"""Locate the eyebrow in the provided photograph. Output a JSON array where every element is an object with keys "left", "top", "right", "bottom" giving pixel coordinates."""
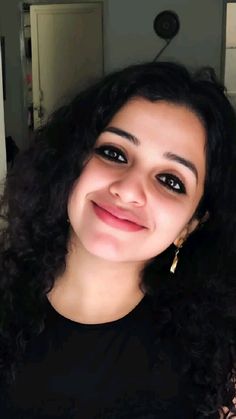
[
  {"left": 102, "top": 126, "right": 140, "bottom": 145},
  {"left": 102, "top": 126, "right": 198, "bottom": 182}
]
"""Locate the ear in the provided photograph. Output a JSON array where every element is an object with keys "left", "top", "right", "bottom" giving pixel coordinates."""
[{"left": 173, "top": 218, "right": 200, "bottom": 247}]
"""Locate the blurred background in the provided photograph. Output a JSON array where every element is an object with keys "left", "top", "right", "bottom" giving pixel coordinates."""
[{"left": 0, "top": 0, "right": 235, "bottom": 178}]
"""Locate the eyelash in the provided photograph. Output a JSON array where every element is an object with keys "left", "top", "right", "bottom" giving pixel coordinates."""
[
  {"left": 94, "top": 145, "right": 186, "bottom": 195},
  {"left": 157, "top": 174, "right": 186, "bottom": 194},
  {"left": 95, "top": 145, "right": 127, "bottom": 163}
]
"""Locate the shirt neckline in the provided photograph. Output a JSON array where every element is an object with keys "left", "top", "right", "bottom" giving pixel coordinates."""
[{"left": 45, "top": 295, "right": 148, "bottom": 330}]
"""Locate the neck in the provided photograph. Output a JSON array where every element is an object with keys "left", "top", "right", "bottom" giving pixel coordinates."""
[{"left": 48, "top": 238, "right": 145, "bottom": 324}]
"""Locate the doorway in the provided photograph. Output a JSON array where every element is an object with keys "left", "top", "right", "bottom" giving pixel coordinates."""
[{"left": 23, "top": 2, "right": 104, "bottom": 131}]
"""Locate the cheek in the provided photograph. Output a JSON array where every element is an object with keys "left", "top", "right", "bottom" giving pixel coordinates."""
[
  {"left": 149, "top": 196, "right": 195, "bottom": 243},
  {"left": 77, "top": 159, "right": 115, "bottom": 191},
  {"left": 67, "top": 163, "right": 110, "bottom": 219},
  {"left": 68, "top": 163, "right": 99, "bottom": 204},
  {"left": 67, "top": 177, "right": 87, "bottom": 223},
  {"left": 151, "top": 193, "right": 189, "bottom": 223}
]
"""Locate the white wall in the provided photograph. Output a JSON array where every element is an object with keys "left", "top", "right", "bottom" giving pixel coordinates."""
[
  {"left": 226, "top": 2, "right": 236, "bottom": 46},
  {"left": 225, "top": 2, "right": 236, "bottom": 107},
  {"left": 0, "top": 0, "right": 226, "bottom": 149}
]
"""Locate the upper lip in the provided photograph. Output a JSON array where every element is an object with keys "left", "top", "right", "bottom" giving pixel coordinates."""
[{"left": 92, "top": 201, "right": 147, "bottom": 228}]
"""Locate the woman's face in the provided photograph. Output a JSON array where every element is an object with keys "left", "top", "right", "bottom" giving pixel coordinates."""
[{"left": 67, "top": 98, "right": 206, "bottom": 263}]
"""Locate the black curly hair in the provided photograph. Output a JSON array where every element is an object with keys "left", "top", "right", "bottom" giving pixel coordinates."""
[{"left": 1, "top": 61, "right": 236, "bottom": 418}]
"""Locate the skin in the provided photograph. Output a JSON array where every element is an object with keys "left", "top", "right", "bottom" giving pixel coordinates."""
[{"left": 48, "top": 98, "right": 206, "bottom": 324}]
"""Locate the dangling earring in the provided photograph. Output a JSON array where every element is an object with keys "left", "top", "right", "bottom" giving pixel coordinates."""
[{"left": 170, "top": 238, "right": 185, "bottom": 274}]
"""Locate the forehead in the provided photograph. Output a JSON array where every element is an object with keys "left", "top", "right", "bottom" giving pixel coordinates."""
[
  {"left": 110, "top": 97, "right": 202, "bottom": 124},
  {"left": 107, "top": 98, "right": 206, "bottom": 150}
]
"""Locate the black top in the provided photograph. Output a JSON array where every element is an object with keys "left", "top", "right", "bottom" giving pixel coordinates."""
[{"left": 0, "top": 296, "right": 200, "bottom": 418}]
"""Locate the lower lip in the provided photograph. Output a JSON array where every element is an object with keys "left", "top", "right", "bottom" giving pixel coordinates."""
[{"left": 92, "top": 203, "right": 145, "bottom": 232}]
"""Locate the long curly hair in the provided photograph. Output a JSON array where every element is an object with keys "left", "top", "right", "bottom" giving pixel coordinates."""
[{"left": 1, "top": 61, "right": 236, "bottom": 417}]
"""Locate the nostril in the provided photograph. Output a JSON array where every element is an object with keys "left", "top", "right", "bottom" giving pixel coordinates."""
[{"left": 108, "top": 174, "right": 147, "bottom": 207}]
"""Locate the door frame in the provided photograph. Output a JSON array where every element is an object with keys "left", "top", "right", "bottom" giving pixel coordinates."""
[
  {"left": 220, "top": 0, "right": 227, "bottom": 82},
  {"left": 0, "top": 41, "right": 6, "bottom": 186}
]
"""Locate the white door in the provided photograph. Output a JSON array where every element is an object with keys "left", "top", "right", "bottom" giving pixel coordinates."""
[
  {"left": 0, "top": 42, "right": 6, "bottom": 187},
  {"left": 30, "top": 3, "right": 103, "bottom": 129}
]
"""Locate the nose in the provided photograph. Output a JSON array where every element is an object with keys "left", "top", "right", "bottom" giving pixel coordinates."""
[{"left": 109, "top": 171, "right": 146, "bottom": 206}]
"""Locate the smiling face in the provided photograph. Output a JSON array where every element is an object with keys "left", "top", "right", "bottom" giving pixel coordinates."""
[{"left": 67, "top": 98, "right": 206, "bottom": 264}]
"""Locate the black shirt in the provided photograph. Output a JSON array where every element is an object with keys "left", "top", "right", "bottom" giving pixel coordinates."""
[{"left": 0, "top": 296, "right": 197, "bottom": 418}]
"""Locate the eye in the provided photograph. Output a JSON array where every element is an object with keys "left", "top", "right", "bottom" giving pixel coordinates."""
[
  {"left": 157, "top": 173, "right": 186, "bottom": 194},
  {"left": 94, "top": 145, "right": 127, "bottom": 163}
]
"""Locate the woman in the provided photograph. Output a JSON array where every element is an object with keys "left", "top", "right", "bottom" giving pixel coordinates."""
[{"left": 0, "top": 61, "right": 236, "bottom": 418}]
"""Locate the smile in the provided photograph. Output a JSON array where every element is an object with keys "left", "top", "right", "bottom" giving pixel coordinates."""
[{"left": 92, "top": 202, "right": 146, "bottom": 232}]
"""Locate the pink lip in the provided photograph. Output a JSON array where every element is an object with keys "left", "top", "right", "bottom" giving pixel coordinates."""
[{"left": 92, "top": 202, "right": 145, "bottom": 232}]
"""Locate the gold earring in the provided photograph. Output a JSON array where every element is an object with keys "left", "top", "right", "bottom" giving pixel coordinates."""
[{"left": 170, "top": 238, "right": 185, "bottom": 274}]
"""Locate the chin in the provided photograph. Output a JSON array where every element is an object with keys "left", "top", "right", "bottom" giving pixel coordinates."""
[
  {"left": 72, "top": 229, "right": 162, "bottom": 263},
  {"left": 84, "top": 240, "right": 130, "bottom": 262}
]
